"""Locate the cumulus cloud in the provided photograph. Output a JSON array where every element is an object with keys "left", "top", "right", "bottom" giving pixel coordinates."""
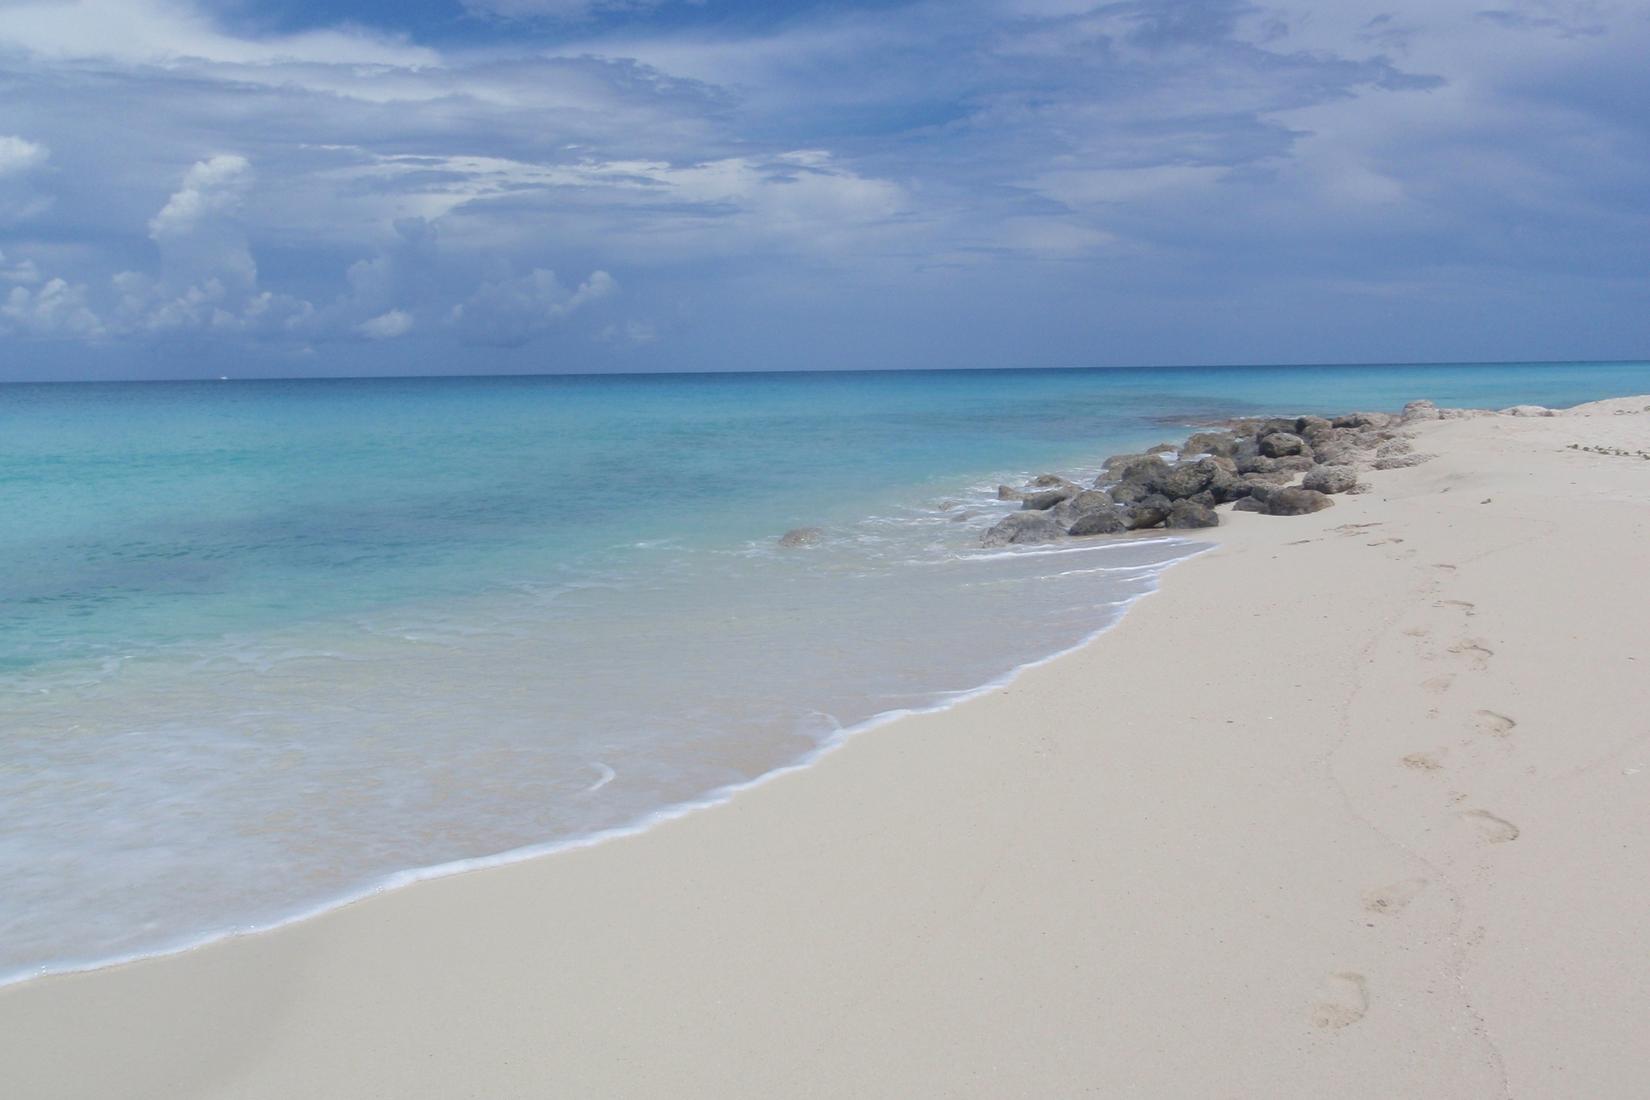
[
  {"left": 1, "top": 0, "right": 1647, "bottom": 372},
  {"left": 0, "top": 136, "right": 49, "bottom": 176},
  {"left": 1, "top": 278, "right": 103, "bottom": 339},
  {"left": 357, "top": 309, "right": 414, "bottom": 339},
  {"left": 451, "top": 269, "right": 617, "bottom": 346}
]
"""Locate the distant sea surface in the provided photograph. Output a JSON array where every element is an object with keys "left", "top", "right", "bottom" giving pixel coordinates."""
[{"left": 3, "top": 360, "right": 1646, "bottom": 984}]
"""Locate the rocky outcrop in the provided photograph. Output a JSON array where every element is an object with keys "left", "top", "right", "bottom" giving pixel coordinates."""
[{"left": 972, "top": 397, "right": 1479, "bottom": 548}]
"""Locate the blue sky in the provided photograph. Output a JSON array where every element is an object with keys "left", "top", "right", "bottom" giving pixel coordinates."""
[{"left": 0, "top": 0, "right": 1646, "bottom": 379}]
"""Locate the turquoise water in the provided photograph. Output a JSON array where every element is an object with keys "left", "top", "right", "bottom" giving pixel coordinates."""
[{"left": 2, "top": 360, "right": 1646, "bottom": 983}]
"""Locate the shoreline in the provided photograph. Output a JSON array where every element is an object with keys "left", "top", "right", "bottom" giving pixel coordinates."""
[
  {"left": 6, "top": 396, "right": 1650, "bottom": 1097},
  {"left": 0, "top": 538, "right": 1204, "bottom": 992}
]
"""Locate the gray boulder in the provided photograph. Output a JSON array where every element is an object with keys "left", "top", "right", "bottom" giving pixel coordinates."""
[
  {"left": 1260, "top": 487, "right": 1335, "bottom": 516},
  {"left": 1164, "top": 499, "right": 1219, "bottom": 529},
  {"left": 1294, "top": 416, "right": 1333, "bottom": 435},
  {"left": 1125, "top": 494, "right": 1174, "bottom": 529},
  {"left": 1182, "top": 431, "right": 1238, "bottom": 458},
  {"left": 1027, "top": 473, "right": 1072, "bottom": 487},
  {"left": 778, "top": 527, "right": 824, "bottom": 548},
  {"left": 1259, "top": 432, "right": 1308, "bottom": 458},
  {"left": 1401, "top": 399, "right": 1440, "bottom": 422},
  {"left": 1103, "top": 454, "right": 1170, "bottom": 485},
  {"left": 981, "top": 511, "right": 1065, "bottom": 547},
  {"left": 1146, "top": 457, "right": 1221, "bottom": 500},
  {"left": 1332, "top": 411, "right": 1395, "bottom": 430},
  {"left": 1302, "top": 464, "right": 1359, "bottom": 494},
  {"left": 1020, "top": 487, "right": 1077, "bottom": 510},
  {"left": 997, "top": 484, "right": 1025, "bottom": 501},
  {"left": 1237, "top": 453, "right": 1314, "bottom": 475},
  {"left": 1068, "top": 505, "right": 1131, "bottom": 536}
]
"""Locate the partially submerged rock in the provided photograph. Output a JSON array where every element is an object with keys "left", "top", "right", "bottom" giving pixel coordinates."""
[
  {"left": 981, "top": 511, "right": 1065, "bottom": 547},
  {"left": 1068, "top": 505, "right": 1130, "bottom": 536},
  {"left": 778, "top": 527, "right": 824, "bottom": 548},
  {"left": 1020, "top": 487, "right": 1078, "bottom": 510}
]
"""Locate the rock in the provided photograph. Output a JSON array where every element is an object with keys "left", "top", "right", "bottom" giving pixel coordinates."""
[
  {"left": 997, "top": 484, "right": 1025, "bottom": 501},
  {"left": 1259, "top": 432, "right": 1308, "bottom": 458},
  {"left": 1109, "top": 480, "right": 1152, "bottom": 506},
  {"left": 1068, "top": 505, "right": 1131, "bottom": 536},
  {"left": 1187, "top": 489, "right": 1217, "bottom": 509},
  {"left": 778, "top": 527, "right": 824, "bottom": 547},
  {"left": 1027, "top": 473, "right": 1070, "bottom": 487},
  {"left": 1294, "top": 415, "right": 1333, "bottom": 435},
  {"left": 1102, "top": 454, "right": 1170, "bottom": 484},
  {"left": 1311, "top": 439, "right": 1368, "bottom": 467},
  {"left": 1402, "top": 399, "right": 1440, "bottom": 422},
  {"left": 1231, "top": 496, "right": 1267, "bottom": 513},
  {"left": 1020, "top": 487, "right": 1077, "bottom": 510},
  {"left": 1302, "top": 464, "right": 1359, "bottom": 494},
  {"left": 1333, "top": 411, "right": 1395, "bottom": 430},
  {"left": 1501, "top": 405, "right": 1553, "bottom": 417},
  {"left": 1374, "top": 452, "right": 1435, "bottom": 470},
  {"left": 1375, "top": 438, "right": 1413, "bottom": 460},
  {"left": 1182, "top": 431, "right": 1238, "bottom": 458},
  {"left": 1438, "top": 407, "right": 1492, "bottom": 420},
  {"left": 1125, "top": 494, "right": 1173, "bottom": 529},
  {"left": 1165, "top": 499, "right": 1219, "bottom": 529},
  {"left": 981, "top": 511, "right": 1065, "bottom": 547},
  {"left": 1146, "top": 443, "right": 1178, "bottom": 456},
  {"left": 1237, "top": 453, "right": 1314, "bottom": 475},
  {"left": 1146, "top": 458, "right": 1221, "bottom": 500},
  {"left": 1261, "top": 487, "right": 1335, "bottom": 516},
  {"left": 1207, "top": 466, "right": 1252, "bottom": 503},
  {"left": 1050, "top": 490, "right": 1115, "bottom": 526}
]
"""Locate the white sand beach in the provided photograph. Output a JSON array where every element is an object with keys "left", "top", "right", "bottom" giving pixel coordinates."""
[{"left": 5, "top": 397, "right": 1648, "bottom": 1098}]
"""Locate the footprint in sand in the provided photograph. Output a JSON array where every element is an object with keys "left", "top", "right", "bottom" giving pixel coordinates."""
[
  {"left": 1362, "top": 878, "right": 1429, "bottom": 916},
  {"left": 1311, "top": 972, "right": 1369, "bottom": 1030},
  {"left": 1422, "top": 673, "right": 1456, "bottom": 695},
  {"left": 1401, "top": 751, "right": 1444, "bottom": 771},
  {"left": 1435, "top": 599, "right": 1477, "bottom": 616},
  {"left": 1461, "top": 809, "right": 1520, "bottom": 843},
  {"left": 1473, "top": 710, "right": 1517, "bottom": 738},
  {"left": 1449, "top": 639, "right": 1495, "bottom": 670}
]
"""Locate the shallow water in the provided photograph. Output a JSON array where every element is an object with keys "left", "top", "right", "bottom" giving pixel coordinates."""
[{"left": 2, "top": 360, "right": 1645, "bottom": 983}]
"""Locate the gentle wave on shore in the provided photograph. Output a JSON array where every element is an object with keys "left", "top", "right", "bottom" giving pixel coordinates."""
[{"left": 2, "top": 361, "right": 1646, "bottom": 984}]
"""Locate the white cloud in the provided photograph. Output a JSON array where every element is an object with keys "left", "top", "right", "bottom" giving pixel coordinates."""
[
  {"left": 1, "top": 278, "right": 103, "bottom": 338},
  {"left": 0, "top": 248, "right": 42, "bottom": 285},
  {"left": 0, "top": 0, "right": 437, "bottom": 68},
  {"left": 0, "top": 135, "right": 49, "bottom": 176},
  {"left": 450, "top": 268, "right": 616, "bottom": 345},
  {"left": 357, "top": 308, "right": 414, "bottom": 339}
]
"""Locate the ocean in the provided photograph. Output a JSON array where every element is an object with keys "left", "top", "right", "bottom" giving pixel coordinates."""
[{"left": 3, "top": 359, "right": 1646, "bottom": 984}]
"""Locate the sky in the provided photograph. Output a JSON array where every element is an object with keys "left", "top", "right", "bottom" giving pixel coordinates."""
[{"left": 0, "top": 0, "right": 1646, "bottom": 379}]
